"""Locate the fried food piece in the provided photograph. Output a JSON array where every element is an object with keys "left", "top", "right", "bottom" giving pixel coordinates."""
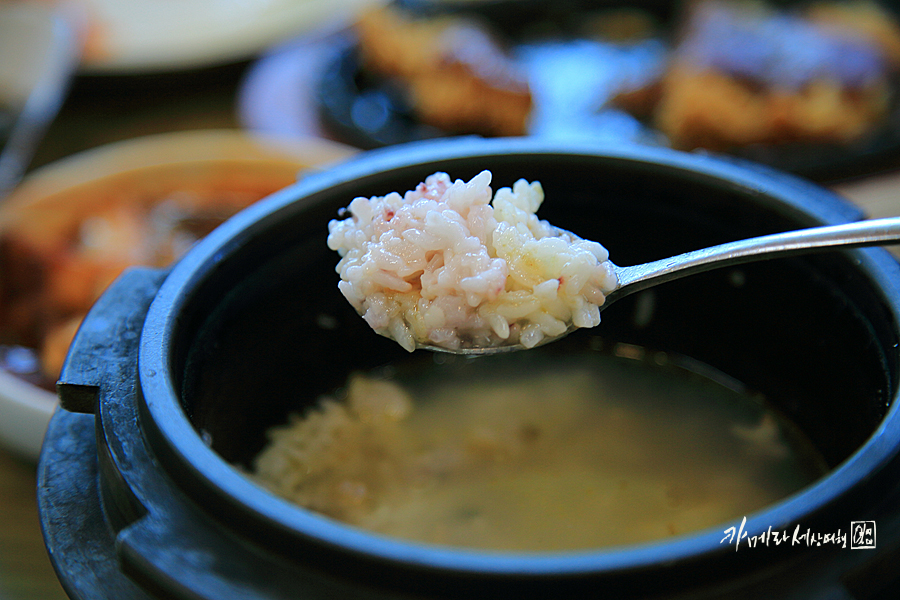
[
  {"left": 355, "top": 6, "right": 533, "bottom": 137},
  {"left": 0, "top": 188, "right": 273, "bottom": 382},
  {"left": 653, "top": 64, "right": 891, "bottom": 150},
  {"left": 612, "top": 0, "right": 899, "bottom": 151}
]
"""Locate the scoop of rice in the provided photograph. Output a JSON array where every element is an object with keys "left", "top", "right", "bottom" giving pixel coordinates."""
[{"left": 327, "top": 170, "right": 618, "bottom": 352}]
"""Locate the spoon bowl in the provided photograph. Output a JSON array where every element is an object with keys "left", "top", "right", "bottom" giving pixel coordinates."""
[{"left": 424, "top": 216, "right": 900, "bottom": 355}]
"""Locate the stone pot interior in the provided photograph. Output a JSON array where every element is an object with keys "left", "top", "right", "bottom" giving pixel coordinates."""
[{"left": 177, "top": 152, "right": 897, "bottom": 483}]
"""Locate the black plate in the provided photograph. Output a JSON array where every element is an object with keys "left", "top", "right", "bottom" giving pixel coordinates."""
[
  {"left": 317, "top": 41, "right": 449, "bottom": 148},
  {"left": 313, "top": 0, "right": 900, "bottom": 181}
]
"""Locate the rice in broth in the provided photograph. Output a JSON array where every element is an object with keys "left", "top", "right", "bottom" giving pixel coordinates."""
[{"left": 327, "top": 171, "right": 618, "bottom": 352}]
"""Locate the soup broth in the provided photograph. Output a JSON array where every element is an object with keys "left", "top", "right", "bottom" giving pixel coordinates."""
[{"left": 252, "top": 347, "right": 826, "bottom": 552}]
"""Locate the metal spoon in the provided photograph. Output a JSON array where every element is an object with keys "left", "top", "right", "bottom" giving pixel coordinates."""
[{"left": 420, "top": 216, "right": 900, "bottom": 356}]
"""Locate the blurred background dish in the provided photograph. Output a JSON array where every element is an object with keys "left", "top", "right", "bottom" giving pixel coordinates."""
[
  {"left": 69, "top": 0, "right": 385, "bottom": 75},
  {"left": 0, "top": 129, "right": 356, "bottom": 460},
  {"left": 240, "top": 0, "right": 900, "bottom": 182},
  {"left": 240, "top": 0, "right": 670, "bottom": 150}
]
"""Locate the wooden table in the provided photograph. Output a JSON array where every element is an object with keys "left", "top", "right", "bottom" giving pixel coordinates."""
[{"left": 0, "top": 446, "right": 68, "bottom": 600}]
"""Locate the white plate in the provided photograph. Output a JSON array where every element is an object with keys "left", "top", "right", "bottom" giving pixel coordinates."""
[
  {"left": 0, "top": 129, "right": 356, "bottom": 460},
  {"left": 75, "top": 0, "right": 384, "bottom": 74}
]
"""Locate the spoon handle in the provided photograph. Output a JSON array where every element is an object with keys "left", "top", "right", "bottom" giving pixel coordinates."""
[{"left": 610, "top": 216, "right": 900, "bottom": 299}]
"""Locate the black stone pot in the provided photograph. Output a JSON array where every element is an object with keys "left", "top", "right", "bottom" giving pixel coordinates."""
[{"left": 38, "top": 138, "right": 900, "bottom": 599}]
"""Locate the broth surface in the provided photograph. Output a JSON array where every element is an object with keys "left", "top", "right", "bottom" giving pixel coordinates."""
[{"left": 253, "top": 349, "right": 826, "bottom": 552}]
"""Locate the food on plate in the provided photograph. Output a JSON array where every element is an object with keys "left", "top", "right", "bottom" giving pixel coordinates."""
[
  {"left": 354, "top": 5, "right": 533, "bottom": 137},
  {"left": 0, "top": 166, "right": 299, "bottom": 386},
  {"left": 252, "top": 352, "right": 825, "bottom": 551},
  {"left": 611, "top": 0, "right": 900, "bottom": 151},
  {"left": 327, "top": 170, "right": 617, "bottom": 352}
]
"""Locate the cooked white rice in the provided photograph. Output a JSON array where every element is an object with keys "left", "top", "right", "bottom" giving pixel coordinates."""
[{"left": 326, "top": 170, "right": 618, "bottom": 351}]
